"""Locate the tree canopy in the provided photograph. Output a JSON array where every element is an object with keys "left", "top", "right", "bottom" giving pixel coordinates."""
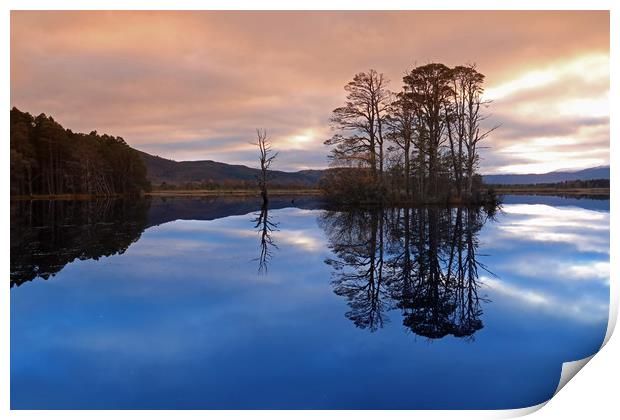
[
  {"left": 323, "top": 63, "right": 497, "bottom": 205},
  {"left": 10, "top": 107, "right": 150, "bottom": 196}
]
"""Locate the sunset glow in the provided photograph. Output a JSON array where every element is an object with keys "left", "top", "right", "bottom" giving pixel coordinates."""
[{"left": 10, "top": 11, "right": 609, "bottom": 173}]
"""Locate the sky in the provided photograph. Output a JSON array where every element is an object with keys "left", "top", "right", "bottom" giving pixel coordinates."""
[{"left": 11, "top": 11, "right": 609, "bottom": 174}]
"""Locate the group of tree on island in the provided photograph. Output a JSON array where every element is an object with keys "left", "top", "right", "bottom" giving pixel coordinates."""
[
  {"left": 10, "top": 107, "right": 150, "bottom": 196},
  {"left": 322, "top": 63, "right": 497, "bottom": 205}
]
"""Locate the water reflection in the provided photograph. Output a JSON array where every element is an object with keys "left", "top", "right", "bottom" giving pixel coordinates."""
[
  {"left": 10, "top": 199, "right": 149, "bottom": 288},
  {"left": 10, "top": 195, "right": 609, "bottom": 409},
  {"left": 11, "top": 196, "right": 498, "bottom": 340},
  {"left": 253, "top": 201, "right": 279, "bottom": 274},
  {"left": 10, "top": 196, "right": 320, "bottom": 287},
  {"left": 320, "top": 206, "right": 496, "bottom": 339}
]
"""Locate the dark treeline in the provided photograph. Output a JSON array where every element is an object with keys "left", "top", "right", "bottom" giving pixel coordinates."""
[
  {"left": 10, "top": 199, "right": 149, "bottom": 287},
  {"left": 11, "top": 107, "right": 150, "bottom": 196},
  {"left": 319, "top": 204, "right": 495, "bottom": 339},
  {"left": 322, "top": 64, "right": 497, "bottom": 205}
]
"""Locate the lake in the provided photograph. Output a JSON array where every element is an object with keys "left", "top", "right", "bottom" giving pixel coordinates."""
[{"left": 10, "top": 194, "right": 610, "bottom": 409}]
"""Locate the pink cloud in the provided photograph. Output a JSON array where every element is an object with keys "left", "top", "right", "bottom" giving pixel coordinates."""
[{"left": 11, "top": 11, "right": 609, "bottom": 172}]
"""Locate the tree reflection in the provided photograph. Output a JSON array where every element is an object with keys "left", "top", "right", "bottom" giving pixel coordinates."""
[
  {"left": 321, "top": 209, "right": 390, "bottom": 331},
  {"left": 10, "top": 199, "right": 149, "bottom": 287},
  {"left": 253, "top": 201, "right": 279, "bottom": 274},
  {"left": 320, "top": 205, "right": 495, "bottom": 339},
  {"left": 11, "top": 196, "right": 322, "bottom": 287}
]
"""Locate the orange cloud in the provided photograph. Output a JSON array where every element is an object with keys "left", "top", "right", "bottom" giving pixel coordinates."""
[{"left": 11, "top": 11, "right": 609, "bottom": 172}]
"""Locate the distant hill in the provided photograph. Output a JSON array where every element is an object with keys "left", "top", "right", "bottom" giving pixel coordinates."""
[
  {"left": 482, "top": 166, "right": 610, "bottom": 185},
  {"left": 137, "top": 150, "right": 324, "bottom": 188},
  {"left": 137, "top": 148, "right": 609, "bottom": 189}
]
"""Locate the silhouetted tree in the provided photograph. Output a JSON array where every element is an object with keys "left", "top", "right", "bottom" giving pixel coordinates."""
[
  {"left": 325, "top": 70, "right": 391, "bottom": 191},
  {"left": 444, "top": 65, "right": 497, "bottom": 199},
  {"left": 323, "top": 63, "right": 496, "bottom": 205},
  {"left": 386, "top": 92, "right": 417, "bottom": 199},
  {"left": 253, "top": 129, "right": 278, "bottom": 204},
  {"left": 402, "top": 63, "right": 453, "bottom": 201}
]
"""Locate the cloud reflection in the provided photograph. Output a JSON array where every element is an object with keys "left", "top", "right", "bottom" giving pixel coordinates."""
[
  {"left": 482, "top": 276, "right": 608, "bottom": 324},
  {"left": 493, "top": 203, "right": 609, "bottom": 253},
  {"left": 477, "top": 198, "right": 609, "bottom": 326}
]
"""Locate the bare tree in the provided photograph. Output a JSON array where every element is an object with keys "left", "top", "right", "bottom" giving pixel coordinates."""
[
  {"left": 253, "top": 129, "right": 278, "bottom": 203},
  {"left": 325, "top": 70, "right": 391, "bottom": 185},
  {"left": 386, "top": 91, "right": 417, "bottom": 199},
  {"left": 444, "top": 64, "right": 497, "bottom": 198},
  {"left": 323, "top": 63, "right": 497, "bottom": 205}
]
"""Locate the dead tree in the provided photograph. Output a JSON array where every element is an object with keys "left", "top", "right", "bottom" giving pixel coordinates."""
[{"left": 253, "top": 129, "right": 278, "bottom": 203}]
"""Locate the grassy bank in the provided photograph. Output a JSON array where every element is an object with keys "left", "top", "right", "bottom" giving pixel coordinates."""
[
  {"left": 146, "top": 189, "right": 323, "bottom": 197},
  {"left": 11, "top": 187, "right": 609, "bottom": 201},
  {"left": 11, "top": 189, "right": 324, "bottom": 201}
]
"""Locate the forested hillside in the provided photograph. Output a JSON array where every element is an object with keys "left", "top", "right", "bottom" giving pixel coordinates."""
[
  {"left": 139, "top": 151, "right": 324, "bottom": 189},
  {"left": 10, "top": 108, "right": 149, "bottom": 196}
]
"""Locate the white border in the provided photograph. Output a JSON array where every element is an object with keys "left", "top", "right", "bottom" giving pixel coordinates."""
[{"left": 2, "top": 1, "right": 617, "bottom": 419}]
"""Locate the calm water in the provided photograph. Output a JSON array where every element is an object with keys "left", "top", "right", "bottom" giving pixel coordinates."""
[{"left": 10, "top": 195, "right": 610, "bottom": 409}]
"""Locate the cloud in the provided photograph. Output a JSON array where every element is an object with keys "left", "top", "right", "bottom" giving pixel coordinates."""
[
  {"left": 493, "top": 204, "right": 610, "bottom": 253},
  {"left": 11, "top": 11, "right": 609, "bottom": 172},
  {"left": 125, "top": 237, "right": 216, "bottom": 257},
  {"left": 481, "top": 276, "right": 608, "bottom": 324},
  {"left": 498, "top": 259, "right": 609, "bottom": 286},
  {"left": 274, "top": 229, "right": 326, "bottom": 253},
  {"left": 481, "top": 52, "right": 609, "bottom": 173}
]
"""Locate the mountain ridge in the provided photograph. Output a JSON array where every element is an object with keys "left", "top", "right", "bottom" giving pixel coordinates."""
[
  {"left": 137, "top": 150, "right": 324, "bottom": 188},
  {"left": 136, "top": 148, "right": 609, "bottom": 187},
  {"left": 482, "top": 166, "right": 610, "bottom": 185}
]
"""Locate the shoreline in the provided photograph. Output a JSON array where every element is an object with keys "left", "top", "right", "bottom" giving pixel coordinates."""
[
  {"left": 146, "top": 189, "right": 323, "bottom": 197},
  {"left": 10, "top": 187, "right": 609, "bottom": 201},
  {"left": 9, "top": 189, "right": 324, "bottom": 201}
]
